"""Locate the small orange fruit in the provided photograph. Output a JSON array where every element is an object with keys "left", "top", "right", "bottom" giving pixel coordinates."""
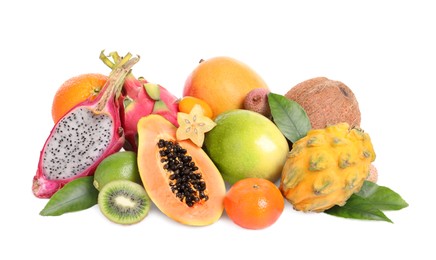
[
  {"left": 178, "top": 96, "right": 214, "bottom": 118},
  {"left": 51, "top": 73, "right": 108, "bottom": 123},
  {"left": 224, "top": 178, "right": 284, "bottom": 230}
]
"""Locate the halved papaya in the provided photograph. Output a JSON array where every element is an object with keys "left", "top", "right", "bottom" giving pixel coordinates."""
[{"left": 137, "top": 114, "right": 226, "bottom": 226}]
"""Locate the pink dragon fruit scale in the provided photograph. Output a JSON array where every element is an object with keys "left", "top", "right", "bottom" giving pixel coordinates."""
[{"left": 100, "top": 50, "right": 179, "bottom": 151}]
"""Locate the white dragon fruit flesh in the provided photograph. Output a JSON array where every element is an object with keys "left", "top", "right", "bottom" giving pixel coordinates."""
[{"left": 32, "top": 54, "right": 139, "bottom": 198}]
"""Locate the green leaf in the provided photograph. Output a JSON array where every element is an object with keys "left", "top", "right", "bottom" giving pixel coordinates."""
[
  {"left": 40, "top": 176, "right": 99, "bottom": 216},
  {"left": 324, "top": 181, "right": 408, "bottom": 222},
  {"left": 357, "top": 181, "right": 409, "bottom": 211},
  {"left": 267, "top": 92, "right": 312, "bottom": 143},
  {"left": 325, "top": 194, "right": 393, "bottom": 223}
]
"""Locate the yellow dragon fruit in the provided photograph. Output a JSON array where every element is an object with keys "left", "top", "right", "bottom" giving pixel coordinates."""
[{"left": 280, "top": 123, "right": 376, "bottom": 212}]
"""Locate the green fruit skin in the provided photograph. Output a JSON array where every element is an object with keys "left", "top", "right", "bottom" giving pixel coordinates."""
[
  {"left": 93, "top": 151, "right": 141, "bottom": 191},
  {"left": 204, "top": 109, "right": 289, "bottom": 184}
]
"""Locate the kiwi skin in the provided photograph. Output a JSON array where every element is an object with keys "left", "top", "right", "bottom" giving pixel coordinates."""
[
  {"left": 98, "top": 180, "right": 151, "bottom": 225},
  {"left": 243, "top": 88, "right": 271, "bottom": 118}
]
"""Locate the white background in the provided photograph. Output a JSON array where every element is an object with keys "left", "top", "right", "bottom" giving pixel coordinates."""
[{"left": 1, "top": 0, "right": 434, "bottom": 259}]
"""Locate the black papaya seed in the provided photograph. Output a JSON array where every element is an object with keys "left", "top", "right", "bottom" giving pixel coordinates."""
[{"left": 157, "top": 139, "right": 208, "bottom": 207}]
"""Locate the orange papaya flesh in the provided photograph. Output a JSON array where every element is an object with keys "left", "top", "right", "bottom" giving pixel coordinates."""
[{"left": 137, "top": 114, "right": 226, "bottom": 226}]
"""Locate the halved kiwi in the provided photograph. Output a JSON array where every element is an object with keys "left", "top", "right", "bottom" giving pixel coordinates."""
[{"left": 98, "top": 180, "right": 151, "bottom": 225}]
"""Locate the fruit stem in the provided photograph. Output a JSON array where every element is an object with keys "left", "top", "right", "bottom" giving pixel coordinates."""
[
  {"left": 100, "top": 50, "right": 141, "bottom": 97},
  {"left": 96, "top": 55, "right": 139, "bottom": 112},
  {"left": 99, "top": 50, "right": 115, "bottom": 68},
  {"left": 100, "top": 50, "right": 137, "bottom": 71}
]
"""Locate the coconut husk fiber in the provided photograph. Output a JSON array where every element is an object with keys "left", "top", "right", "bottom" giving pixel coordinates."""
[{"left": 285, "top": 77, "right": 361, "bottom": 129}]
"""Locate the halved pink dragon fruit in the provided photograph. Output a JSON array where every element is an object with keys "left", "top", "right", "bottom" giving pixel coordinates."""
[
  {"left": 32, "top": 53, "right": 139, "bottom": 198},
  {"left": 100, "top": 51, "right": 179, "bottom": 151}
]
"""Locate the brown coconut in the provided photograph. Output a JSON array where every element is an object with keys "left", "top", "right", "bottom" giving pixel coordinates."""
[{"left": 284, "top": 77, "right": 361, "bottom": 129}]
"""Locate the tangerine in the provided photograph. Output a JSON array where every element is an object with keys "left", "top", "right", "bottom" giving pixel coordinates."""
[
  {"left": 183, "top": 56, "right": 269, "bottom": 118},
  {"left": 178, "top": 96, "right": 214, "bottom": 118},
  {"left": 224, "top": 178, "right": 284, "bottom": 230},
  {"left": 51, "top": 73, "right": 108, "bottom": 123}
]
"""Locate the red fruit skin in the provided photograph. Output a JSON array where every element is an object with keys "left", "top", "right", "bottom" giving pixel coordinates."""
[
  {"left": 32, "top": 93, "right": 125, "bottom": 198},
  {"left": 153, "top": 85, "right": 179, "bottom": 125},
  {"left": 31, "top": 57, "right": 138, "bottom": 198},
  {"left": 120, "top": 76, "right": 179, "bottom": 151},
  {"left": 120, "top": 76, "right": 154, "bottom": 151}
]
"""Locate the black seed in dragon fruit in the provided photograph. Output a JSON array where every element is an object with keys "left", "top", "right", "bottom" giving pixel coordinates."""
[{"left": 32, "top": 53, "right": 139, "bottom": 198}]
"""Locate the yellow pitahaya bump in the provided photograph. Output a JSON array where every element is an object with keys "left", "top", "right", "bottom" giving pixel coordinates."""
[{"left": 280, "top": 123, "right": 376, "bottom": 212}]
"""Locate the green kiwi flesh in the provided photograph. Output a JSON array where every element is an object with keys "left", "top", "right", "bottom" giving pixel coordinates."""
[{"left": 98, "top": 180, "right": 151, "bottom": 225}]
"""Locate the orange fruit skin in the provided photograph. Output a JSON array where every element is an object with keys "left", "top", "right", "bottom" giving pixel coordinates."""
[
  {"left": 183, "top": 57, "right": 269, "bottom": 119},
  {"left": 178, "top": 96, "right": 214, "bottom": 118},
  {"left": 51, "top": 73, "right": 108, "bottom": 123},
  {"left": 224, "top": 178, "right": 284, "bottom": 230}
]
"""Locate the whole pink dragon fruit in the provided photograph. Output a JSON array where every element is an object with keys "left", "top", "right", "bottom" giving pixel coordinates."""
[
  {"left": 32, "top": 53, "right": 139, "bottom": 198},
  {"left": 100, "top": 51, "right": 179, "bottom": 151}
]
